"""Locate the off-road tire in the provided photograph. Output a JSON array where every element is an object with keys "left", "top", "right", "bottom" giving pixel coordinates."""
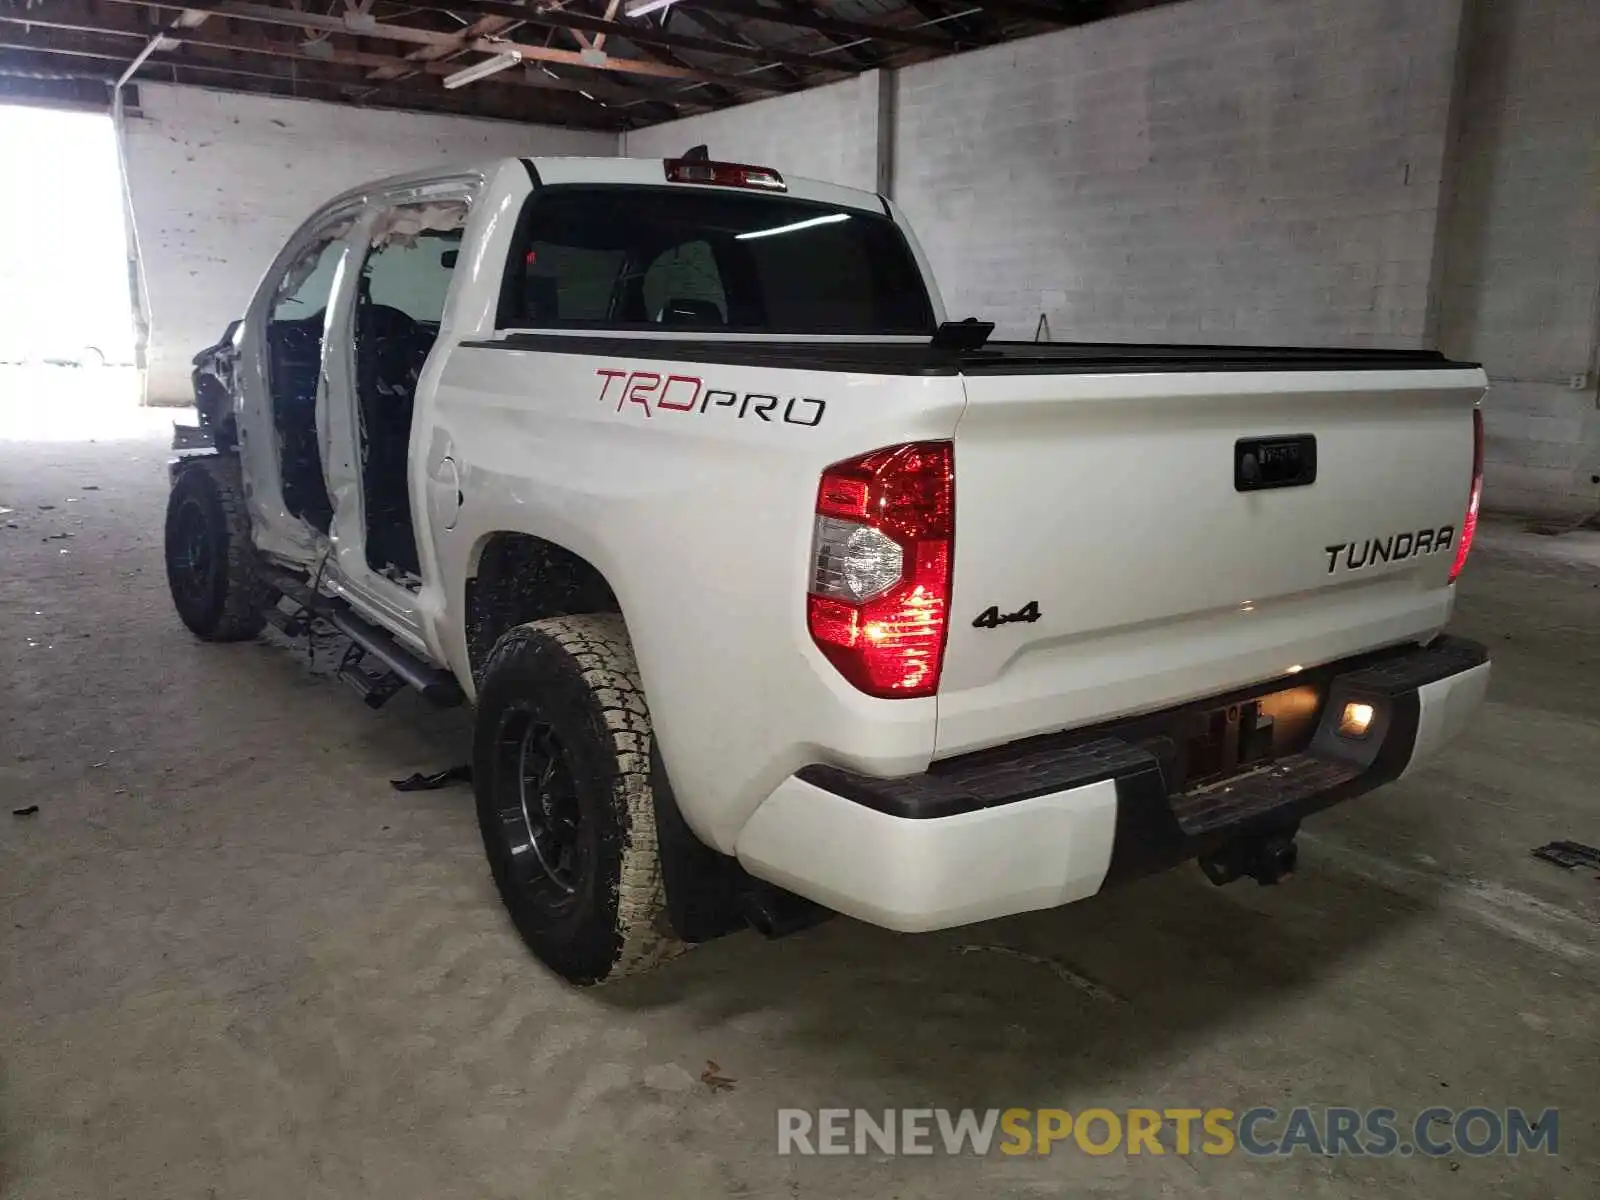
[
  {"left": 473, "top": 614, "right": 683, "bottom": 985},
  {"left": 164, "top": 456, "right": 271, "bottom": 642}
]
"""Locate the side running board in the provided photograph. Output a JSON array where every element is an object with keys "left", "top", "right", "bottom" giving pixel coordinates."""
[
  {"left": 260, "top": 565, "right": 464, "bottom": 708},
  {"left": 327, "top": 607, "right": 463, "bottom": 706}
]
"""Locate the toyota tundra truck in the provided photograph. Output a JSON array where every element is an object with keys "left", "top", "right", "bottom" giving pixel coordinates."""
[{"left": 164, "top": 151, "right": 1491, "bottom": 985}]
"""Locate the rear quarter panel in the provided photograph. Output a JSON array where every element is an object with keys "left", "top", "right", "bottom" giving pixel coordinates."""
[{"left": 429, "top": 342, "right": 965, "bottom": 850}]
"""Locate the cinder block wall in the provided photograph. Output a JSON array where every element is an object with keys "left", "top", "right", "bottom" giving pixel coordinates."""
[
  {"left": 1436, "top": 0, "right": 1600, "bottom": 520},
  {"left": 122, "top": 85, "right": 611, "bottom": 404},
  {"left": 895, "top": 0, "right": 1463, "bottom": 345}
]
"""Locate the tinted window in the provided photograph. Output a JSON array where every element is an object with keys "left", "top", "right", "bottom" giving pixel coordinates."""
[{"left": 500, "top": 187, "right": 933, "bottom": 335}]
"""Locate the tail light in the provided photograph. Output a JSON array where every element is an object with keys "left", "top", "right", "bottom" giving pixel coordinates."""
[
  {"left": 807, "top": 442, "right": 954, "bottom": 699},
  {"left": 1449, "top": 408, "right": 1484, "bottom": 582},
  {"left": 664, "top": 157, "right": 786, "bottom": 192}
]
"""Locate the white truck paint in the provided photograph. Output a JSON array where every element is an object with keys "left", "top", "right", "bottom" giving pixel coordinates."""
[{"left": 171, "top": 154, "right": 1490, "bottom": 975}]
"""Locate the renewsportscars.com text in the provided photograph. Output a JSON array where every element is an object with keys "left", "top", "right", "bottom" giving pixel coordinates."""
[{"left": 777, "top": 1106, "right": 1558, "bottom": 1158}]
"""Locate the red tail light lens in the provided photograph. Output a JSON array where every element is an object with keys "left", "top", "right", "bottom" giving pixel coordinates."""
[
  {"left": 1449, "top": 408, "right": 1484, "bottom": 582},
  {"left": 807, "top": 442, "right": 954, "bottom": 699},
  {"left": 664, "top": 158, "right": 786, "bottom": 192}
]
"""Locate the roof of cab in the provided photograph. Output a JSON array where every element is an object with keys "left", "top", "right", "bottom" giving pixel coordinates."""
[
  {"left": 528, "top": 155, "right": 889, "bottom": 215},
  {"left": 314, "top": 155, "right": 889, "bottom": 220}
]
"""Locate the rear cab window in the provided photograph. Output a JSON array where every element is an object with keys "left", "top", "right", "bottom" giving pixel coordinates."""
[{"left": 497, "top": 186, "right": 934, "bottom": 336}]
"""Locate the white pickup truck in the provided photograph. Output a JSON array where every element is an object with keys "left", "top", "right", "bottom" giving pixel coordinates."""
[{"left": 165, "top": 151, "right": 1490, "bottom": 985}]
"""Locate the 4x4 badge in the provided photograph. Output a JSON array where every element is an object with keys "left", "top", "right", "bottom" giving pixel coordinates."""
[{"left": 972, "top": 601, "right": 1042, "bottom": 629}]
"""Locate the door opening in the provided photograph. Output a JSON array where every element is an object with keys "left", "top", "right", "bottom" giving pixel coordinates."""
[
  {"left": 352, "top": 200, "right": 468, "bottom": 589},
  {"left": 264, "top": 228, "right": 348, "bottom": 533}
]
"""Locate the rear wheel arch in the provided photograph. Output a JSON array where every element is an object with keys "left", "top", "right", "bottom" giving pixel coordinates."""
[
  {"left": 464, "top": 531, "right": 622, "bottom": 683},
  {"left": 463, "top": 533, "right": 751, "bottom": 949}
]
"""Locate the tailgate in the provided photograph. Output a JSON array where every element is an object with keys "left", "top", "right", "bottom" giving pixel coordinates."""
[{"left": 935, "top": 365, "right": 1486, "bottom": 758}]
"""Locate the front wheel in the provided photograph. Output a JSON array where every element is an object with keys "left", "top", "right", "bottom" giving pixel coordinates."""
[
  {"left": 473, "top": 614, "right": 682, "bottom": 985},
  {"left": 164, "top": 457, "right": 271, "bottom": 641}
]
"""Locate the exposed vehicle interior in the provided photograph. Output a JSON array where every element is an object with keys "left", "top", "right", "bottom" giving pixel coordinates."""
[
  {"left": 265, "top": 232, "right": 346, "bottom": 534},
  {"left": 261, "top": 205, "right": 464, "bottom": 584},
  {"left": 353, "top": 201, "right": 467, "bottom": 588}
]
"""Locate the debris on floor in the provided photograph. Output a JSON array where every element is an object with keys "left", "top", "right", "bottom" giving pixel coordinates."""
[
  {"left": 12, "top": 805, "right": 40, "bottom": 817},
  {"left": 1531, "top": 841, "right": 1600, "bottom": 873},
  {"left": 956, "top": 942, "right": 1123, "bottom": 1004},
  {"left": 699, "top": 1060, "right": 737, "bottom": 1093},
  {"left": 390, "top": 765, "right": 472, "bottom": 792}
]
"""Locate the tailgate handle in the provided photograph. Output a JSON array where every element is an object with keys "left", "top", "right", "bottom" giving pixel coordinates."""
[{"left": 1235, "top": 434, "right": 1317, "bottom": 492}]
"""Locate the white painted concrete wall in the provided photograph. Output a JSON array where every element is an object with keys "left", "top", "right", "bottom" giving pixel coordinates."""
[
  {"left": 1437, "top": 0, "right": 1600, "bottom": 520},
  {"left": 895, "top": 0, "right": 1463, "bottom": 346},
  {"left": 122, "top": 84, "right": 611, "bottom": 404}
]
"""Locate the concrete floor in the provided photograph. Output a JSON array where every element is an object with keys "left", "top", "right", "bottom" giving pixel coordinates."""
[{"left": 2, "top": 375, "right": 1597, "bottom": 1198}]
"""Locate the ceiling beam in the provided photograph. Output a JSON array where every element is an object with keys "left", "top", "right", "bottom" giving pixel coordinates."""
[
  {"left": 365, "top": 10, "right": 517, "bottom": 83},
  {"left": 591, "top": 0, "right": 622, "bottom": 52},
  {"left": 672, "top": 6, "right": 807, "bottom": 86},
  {"left": 954, "top": 0, "right": 1172, "bottom": 25},
  {"left": 899, "top": 0, "right": 1000, "bottom": 43},
  {"left": 686, "top": 0, "right": 955, "bottom": 50},
  {"left": 0, "top": 13, "right": 594, "bottom": 94},
  {"left": 0, "top": 15, "right": 146, "bottom": 43},
  {"left": 765, "top": 0, "right": 882, "bottom": 69},
  {"left": 94, "top": 0, "right": 787, "bottom": 91},
  {"left": 374, "top": 0, "right": 852, "bottom": 74},
  {"left": 0, "top": 27, "right": 621, "bottom": 124}
]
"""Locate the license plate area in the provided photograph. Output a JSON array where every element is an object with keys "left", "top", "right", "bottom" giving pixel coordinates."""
[{"left": 1141, "top": 684, "right": 1325, "bottom": 794}]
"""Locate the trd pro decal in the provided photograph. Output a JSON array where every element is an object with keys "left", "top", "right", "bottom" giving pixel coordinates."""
[{"left": 595, "top": 367, "right": 826, "bottom": 426}]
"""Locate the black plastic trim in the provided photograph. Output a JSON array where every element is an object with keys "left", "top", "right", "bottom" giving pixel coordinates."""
[
  {"left": 958, "top": 342, "right": 1480, "bottom": 376},
  {"left": 459, "top": 332, "right": 1481, "bottom": 377},
  {"left": 801, "top": 736, "right": 1158, "bottom": 822},
  {"left": 798, "top": 637, "right": 1487, "bottom": 867},
  {"left": 460, "top": 334, "right": 962, "bottom": 375},
  {"left": 520, "top": 158, "right": 542, "bottom": 188}
]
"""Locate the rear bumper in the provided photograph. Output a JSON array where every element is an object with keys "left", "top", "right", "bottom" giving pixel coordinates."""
[{"left": 734, "top": 636, "right": 1489, "bottom": 932}]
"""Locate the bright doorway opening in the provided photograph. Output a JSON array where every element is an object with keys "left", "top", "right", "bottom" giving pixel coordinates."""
[{"left": 0, "top": 103, "right": 143, "bottom": 438}]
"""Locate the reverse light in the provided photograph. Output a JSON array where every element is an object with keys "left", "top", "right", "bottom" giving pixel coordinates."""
[
  {"left": 1338, "top": 701, "right": 1375, "bottom": 739},
  {"left": 664, "top": 157, "right": 786, "bottom": 192},
  {"left": 1449, "top": 408, "right": 1484, "bottom": 582},
  {"left": 807, "top": 442, "right": 954, "bottom": 699}
]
